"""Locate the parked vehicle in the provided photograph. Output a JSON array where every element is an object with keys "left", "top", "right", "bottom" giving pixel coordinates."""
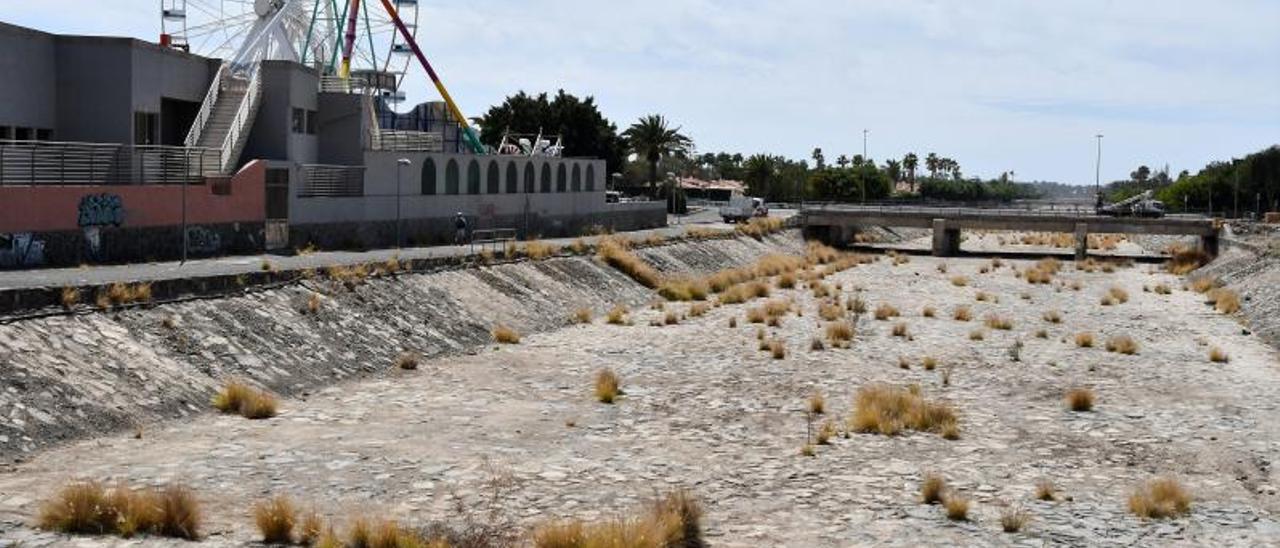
[
  {"left": 1097, "top": 190, "right": 1167, "bottom": 218},
  {"left": 719, "top": 195, "right": 768, "bottom": 223}
]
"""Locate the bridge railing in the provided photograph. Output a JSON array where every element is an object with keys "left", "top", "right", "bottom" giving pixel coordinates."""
[{"left": 799, "top": 202, "right": 1214, "bottom": 221}]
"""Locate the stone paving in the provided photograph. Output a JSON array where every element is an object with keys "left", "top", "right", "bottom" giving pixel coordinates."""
[{"left": 2, "top": 239, "right": 1279, "bottom": 546}]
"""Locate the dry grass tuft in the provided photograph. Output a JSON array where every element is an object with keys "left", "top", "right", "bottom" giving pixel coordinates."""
[
  {"left": 1209, "top": 288, "right": 1241, "bottom": 314},
  {"left": 663, "top": 310, "right": 680, "bottom": 326},
  {"left": 212, "top": 380, "right": 277, "bottom": 420},
  {"left": 533, "top": 489, "right": 703, "bottom": 548},
  {"left": 922, "top": 306, "right": 936, "bottom": 318},
  {"left": 1209, "top": 346, "right": 1230, "bottom": 363},
  {"left": 38, "top": 481, "right": 202, "bottom": 540},
  {"left": 658, "top": 278, "right": 710, "bottom": 302},
  {"left": 815, "top": 420, "right": 837, "bottom": 445},
  {"left": 572, "top": 307, "right": 593, "bottom": 324},
  {"left": 746, "top": 307, "right": 767, "bottom": 324},
  {"left": 953, "top": 306, "right": 973, "bottom": 322},
  {"left": 950, "top": 276, "right": 969, "bottom": 287},
  {"left": 1190, "top": 277, "right": 1220, "bottom": 294},
  {"left": 769, "top": 339, "right": 787, "bottom": 360},
  {"left": 975, "top": 291, "right": 995, "bottom": 303},
  {"left": 492, "top": 325, "right": 522, "bottom": 344},
  {"left": 810, "top": 337, "right": 825, "bottom": 351},
  {"left": 394, "top": 351, "right": 420, "bottom": 371},
  {"left": 606, "top": 305, "right": 628, "bottom": 325},
  {"left": 826, "top": 322, "right": 854, "bottom": 345},
  {"left": 1108, "top": 286, "right": 1130, "bottom": 304},
  {"left": 736, "top": 216, "right": 784, "bottom": 240},
  {"left": 808, "top": 391, "right": 826, "bottom": 414},
  {"left": 524, "top": 240, "right": 558, "bottom": 260},
  {"left": 984, "top": 314, "right": 1014, "bottom": 331},
  {"left": 849, "top": 384, "right": 958, "bottom": 438},
  {"left": 1166, "top": 245, "right": 1211, "bottom": 275},
  {"left": 944, "top": 496, "right": 971, "bottom": 521},
  {"left": 1035, "top": 480, "right": 1057, "bottom": 501},
  {"left": 597, "top": 238, "right": 660, "bottom": 288},
  {"left": 922, "top": 357, "right": 938, "bottom": 371},
  {"left": 892, "top": 322, "right": 910, "bottom": 338},
  {"left": 595, "top": 369, "right": 622, "bottom": 404},
  {"left": 1075, "top": 332, "right": 1095, "bottom": 348},
  {"left": 253, "top": 495, "right": 296, "bottom": 544},
  {"left": 1154, "top": 283, "right": 1172, "bottom": 295},
  {"left": 1001, "top": 507, "right": 1030, "bottom": 533},
  {"left": 1042, "top": 310, "right": 1063, "bottom": 324},
  {"left": 819, "top": 301, "right": 844, "bottom": 322},
  {"left": 969, "top": 329, "right": 986, "bottom": 341},
  {"left": 1128, "top": 477, "right": 1192, "bottom": 519},
  {"left": 778, "top": 272, "right": 797, "bottom": 289},
  {"left": 60, "top": 286, "right": 80, "bottom": 309},
  {"left": 1106, "top": 335, "right": 1139, "bottom": 355},
  {"left": 1065, "top": 388, "right": 1095, "bottom": 412},
  {"left": 921, "top": 474, "right": 947, "bottom": 505},
  {"left": 874, "top": 303, "right": 900, "bottom": 321}
]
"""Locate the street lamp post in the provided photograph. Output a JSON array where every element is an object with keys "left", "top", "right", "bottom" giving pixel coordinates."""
[
  {"left": 1094, "top": 134, "right": 1103, "bottom": 210},
  {"left": 862, "top": 129, "right": 868, "bottom": 160},
  {"left": 396, "top": 158, "right": 411, "bottom": 248}
]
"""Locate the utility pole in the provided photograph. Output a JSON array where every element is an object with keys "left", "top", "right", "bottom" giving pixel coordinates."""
[
  {"left": 1233, "top": 169, "right": 1240, "bottom": 219},
  {"left": 1094, "top": 134, "right": 1103, "bottom": 211},
  {"left": 862, "top": 129, "right": 868, "bottom": 160}
]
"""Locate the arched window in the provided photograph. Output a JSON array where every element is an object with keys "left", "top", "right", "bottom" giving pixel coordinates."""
[
  {"left": 586, "top": 164, "right": 596, "bottom": 192},
  {"left": 505, "top": 161, "right": 518, "bottom": 193},
  {"left": 445, "top": 159, "right": 460, "bottom": 195},
  {"left": 540, "top": 163, "right": 552, "bottom": 193},
  {"left": 571, "top": 164, "right": 582, "bottom": 192},
  {"left": 421, "top": 158, "right": 437, "bottom": 195},
  {"left": 556, "top": 164, "right": 568, "bottom": 192},
  {"left": 524, "top": 163, "right": 536, "bottom": 193},
  {"left": 487, "top": 161, "right": 500, "bottom": 194},
  {"left": 467, "top": 159, "right": 481, "bottom": 194}
]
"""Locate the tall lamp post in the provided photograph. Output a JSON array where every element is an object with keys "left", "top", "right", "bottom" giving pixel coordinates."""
[
  {"left": 396, "top": 158, "right": 411, "bottom": 248},
  {"left": 1094, "top": 134, "right": 1104, "bottom": 211}
]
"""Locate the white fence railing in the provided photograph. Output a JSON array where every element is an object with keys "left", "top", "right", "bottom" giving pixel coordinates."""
[
  {"left": 184, "top": 63, "right": 226, "bottom": 148},
  {"left": 299, "top": 164, "right": 365, "bottom": 197},
  {"left": 219, "top": 65, "right": 263, "bottom": 174},
  {"left": 0, "top": 140, "right": 219, "bottom": 185}
]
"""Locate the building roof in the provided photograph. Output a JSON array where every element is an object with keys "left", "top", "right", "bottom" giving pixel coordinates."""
[{"left": 678, "top": 177, "right": 745, "bottom": 193}]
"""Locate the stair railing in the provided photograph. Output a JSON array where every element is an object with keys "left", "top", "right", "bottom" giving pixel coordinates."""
[
  {"left": 184, "top": 63, "right": 227, "bottom": 148},
  {"left": 219, "top": 64, "right": 264, "bottom": 173}
]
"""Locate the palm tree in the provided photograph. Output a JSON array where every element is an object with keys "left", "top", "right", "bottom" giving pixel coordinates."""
[
  {"left": 811, "top": 148, "right": 826, "bottom": 170},
  {"left": 836, "top": 155, "right": 850, "bottom": 169},
  {"left": 903, "top": 153, "right": 919, "bottom": 192},
  {"left": 925, "top": 153, "right": 940, "bottom": 178},
  {"left": 623, "top": 115, "right": 693, "bottom": 197},
  {"left": 885, "top": 159, "right": 903, "bottom": 184}
]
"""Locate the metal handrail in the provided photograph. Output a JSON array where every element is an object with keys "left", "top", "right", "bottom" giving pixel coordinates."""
[
  {"left": 184, "top": 64, "right": 226, "bottom": 147},
  {"left": 219, "top": 65, "right": 263, "bottom": 173},
  {"left": 800, "top": 203, "right": 1214, "bottom": 222},
  {"left": 470, "top": 228, "right": 518, "bottom": 255}
]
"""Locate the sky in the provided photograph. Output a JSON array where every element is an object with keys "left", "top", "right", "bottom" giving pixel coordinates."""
[{"left": 3, "top": 0, "right": 1278, "bottom": 184}]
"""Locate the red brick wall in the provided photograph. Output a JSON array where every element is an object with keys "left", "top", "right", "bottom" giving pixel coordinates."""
[{"left": 0, "top": 160, "right": 266, "bottom": 233}]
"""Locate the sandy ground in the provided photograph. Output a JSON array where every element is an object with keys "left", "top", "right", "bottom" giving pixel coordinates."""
[{"left": 3, "top": 251, "right": 1280, "bottom": 546}]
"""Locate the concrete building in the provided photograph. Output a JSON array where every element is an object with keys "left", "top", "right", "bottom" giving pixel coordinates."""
[{"left": 0, "top": 20, "right": 664, "bottom": 268}]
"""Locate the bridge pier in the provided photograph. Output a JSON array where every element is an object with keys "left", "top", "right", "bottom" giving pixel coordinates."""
[
  {"left": 931, "top": 219, "right": 961, "bottom": 257},
  {"left": 1200, "top": 233, "right": 1220, "bottom": 258},
  {"left": 1074, "top": 223, "right": 1089, "bottom": 261}
]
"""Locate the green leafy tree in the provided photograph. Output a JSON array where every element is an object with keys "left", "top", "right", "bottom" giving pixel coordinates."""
[
  {"left": 476, "top": 90, "right": 626, "bottom": 173},
  {"left": 623, "top": 115, "right": 694, "bottom": 197}
]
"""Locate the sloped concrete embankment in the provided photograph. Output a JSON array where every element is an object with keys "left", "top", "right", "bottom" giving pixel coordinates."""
[
  {"left": 1196, "top": 243, "right": 1280, "bottom": 348},
  {"left": 0, "top": 233, "right": 803, "bottom": 459}
]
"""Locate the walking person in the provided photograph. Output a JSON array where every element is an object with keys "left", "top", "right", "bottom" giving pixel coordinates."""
[{"left": 454, "top": 212, "right": 469, "bottom": 245}]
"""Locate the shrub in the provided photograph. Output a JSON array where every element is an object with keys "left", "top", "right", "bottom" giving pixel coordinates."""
[
  {"left": 1106, "top": 335, "right": 1139, "bottom": 355},
  {"left": 778, "top": 272, "right": 797, "bottom": 289},
  {"left": 874, "top": 303, "right": 900, "bottom": 321},
  {"left": 212, "top": 380, "right": 278, "bottom": 420},
  {"left": 38, "top": 482, "right": 202, "bottom": 540},
  {"left": 1190, "top": 277, "right": 1219, "bottom": 294},
  {"left": 524, "top": 240, "right": 558, "bottom": 260},
  {"left": 848, "top": 296, "right": 867, "bottom": 314},
  {"left": 1209, "top": 347, "right": 1230, "bottom": 363},
  {"left": 922, "top": 306, "right": 936, "bottom": 318},
  {"left": 394, "top": 351, "right": 420, "bottom": 371},
  {"left": 1075, "top": 332, "right": 1095, "bottom": 348},
  {"left": 951, "top": 276, "right": 969, "bottom": 287},
  {"left": 1042, "top": 310, "right": 1062, "bottom": 324},
  {"left": 1128, "top": 477, "right": 1192, "bottom": 519},
  {"left": 688, "top": 303, "right": 710, "bottom": 318},
  {"left": 595, "top": 369, "right": 622, "bottom": 404},
  {"left": 770, "top": 340, "right": 787, "bottom": 360},
  {"left": 606, "top": 305, "right": 628, "bottom": 325},
  {"left": 1065, "top": 388, "right": 1095, "bottom": 412},
  {"left": 658, "top": 278, "right": 710, "bottom": 302},
  {"left": 253, "top": 495, "right": 297, "bottom": 544},
  {"left": 533, "top": 490, "right": 703, "bottom": 548},
  {"left": 492, "top": 325, "right": 521, "bottom": 344},
  {"left": 1001, "top": 507, "right": 1030, "bottom": 533},
  {"left": 849, "top": 384, "right": 958, "bottom": 438},
  {"left": 736, "top": 217, "right": 784, "bottom": 240},
  {"left": 572, "top": 307, "right": 593, "bottom": 324},
  {"left": 953, "top": 306, "right": 972, "bottom": 322},
  {"left": 1166, "top": 245, "right": 1211, "bottom": 275},
  {"left": 921, "top": 473, "right": 947, "bottom": 505},
  {"left": 597, "top": 239, "right": 660, "bottom": 288},
  {"left": 1109, "top": 286, "right": 1130, "bottom": 304},
  {"left": 892, "top": 322, "right": 910, "bottom": 338},
  {"left": 298, "top": 511, "right": 324, "bottom": 546},
  {"left": 304, "top": 292, "right": 322, "bottom": 315},
  {"left": 944, "top": 496, "right": 970, "bottom": 521},
  {"left": 746, "top": 307, "right": 767, "bottom": 324},
  {"left": 1210, "top": 289, "right": 1241, "bottom": 314},
  {"left": 922, "top": 357, "right": 938, "bottom": 371},
  {"left": 819, "top": 301, "right": 844, "bottom": 321},
  {"left": 808, "top": 391, "right": 825, "bottom": 414},
  {"left": 984, "top": 315, "right": 1013, "bottom": 331},
  {"left": 719, "top": 281, "right": 771, "bottom": 305},
  {"left": 60, "top": 286, "right": 80, "bottom": 309}
]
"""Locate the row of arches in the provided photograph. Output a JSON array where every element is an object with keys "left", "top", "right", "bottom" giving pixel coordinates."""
[{"left": 420, "top": 158, "right": 598, "bottom": 196}]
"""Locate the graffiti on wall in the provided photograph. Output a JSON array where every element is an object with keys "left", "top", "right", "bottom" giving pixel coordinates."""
[
  {"left": 78, "top": 194, "right": 125, "bottom": 228},
  {"left": 186, "top": 226, "right": 222, "bottom": 255},
  {"left": 0, "top": 233, "right": 46, "bottom": 267}
]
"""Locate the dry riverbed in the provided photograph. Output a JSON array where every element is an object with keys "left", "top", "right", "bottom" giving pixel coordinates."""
[{"left": 2, "top": 249, "right": 1279, "bottom": 546}]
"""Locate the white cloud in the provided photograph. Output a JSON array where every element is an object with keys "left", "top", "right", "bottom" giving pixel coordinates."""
[{"left": 3, "top": 0, "right": 1277, "bottom": 183}]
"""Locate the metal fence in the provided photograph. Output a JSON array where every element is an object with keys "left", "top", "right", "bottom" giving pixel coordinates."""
[
  {"left": 298, "top": 164, "right": 365, "bottom": 197},
  {"left": 0, "top": 140, "right": 220, "bottom": 186}
]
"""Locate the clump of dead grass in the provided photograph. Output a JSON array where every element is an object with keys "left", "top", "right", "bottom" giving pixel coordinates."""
[
  {"left": 953, "top": 306, "right": 972, "bottom": 322},
  {"left": 1106, "top": 334, "right": 1139, "bottom": 355},
  {"left": 253, "top": 495, "right": 296, "bottom": 544},
  {"left": 769, "top": 339, "right": 787, "bottom": 360},
  {"left": 533, "top": 490, "right": 703, "bottom": 548},
  {"left": 950, "top": 276, "right": 969, "bottom": 287},
  {"left": 921, "top": 473, "right": 947, "bottom": 505},
  {"left": 1042, "top": 310, "right": 1062, "bottom": 324},
  {"left": 597, "top": 238, "right": 660, "bottom": 288},
  {"left": 572, "top": 307, "right": 593, "bottom": 324},
  {"left": 1209, "top": 347, "right": 1230, "bottom": 363},
  {"left": 826, "top": 322, "right": 854, "bottom": 346},
  {"left": 212, "top": 380, "right": 278, "bottom": 419},
  {"left": 394, "top": 351, "right": 420, "bottom": 371},
  {"left": 38, "top": 481, "right": 201, "bottom": 540},
  {"left": 874, "top": 303, "right": 900, "bottom": 321},
  {"left": 1128, "top": 477, "right": 1192, "bottom": 519},
  {"left": 492, "top": 325, "right": 522, "bottom": 344},
  {"left": 1001, "top": 507, "right": 1030, "bottom": 532},
  {"left": 60, "top": 286, "right": 80, "bottom": 309},
  {"left": 658, "top": 278, "right": 710, "bottom": 302},
  {"left": 892, "top": 322, "right": 910, "bottom": 338},
  {"left": 595, "top": 369, "right": 622, "bottom": 404},
  {"left": 1065, "top": 388, "right": 1095, "bottom": 412},
  {"left": 607, "top": 305, "right": 628, "bottom": 325},
  {"left": 984, "top": 314, "right": 1013, "bottom": 331},
  {"left": 1208, "top": 288, "right": 1241, "bottom": 314},
  {"left": 1035, "top": 480, "right": 1057, "bottom": 501},
  {"left": 849, "top": 384, "right": 958, "bottom": 438},
  {"left": 922, "top": 306, "right": 936, "bottom": 318},
  {"left": 1075, "top": 332, "right": 1095, "bottom": 348},
  {"left": 944, "top": 496, "right": 971, "bottom": 521}
]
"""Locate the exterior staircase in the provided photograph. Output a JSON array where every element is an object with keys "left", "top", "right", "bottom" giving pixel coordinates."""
[{"left": 184, "top": 63, "right": 263, "bottom": 174}]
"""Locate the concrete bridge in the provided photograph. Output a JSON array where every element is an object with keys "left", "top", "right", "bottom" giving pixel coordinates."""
[{"left": 799, "top": 205, "right": 1221, "bottom": 259}]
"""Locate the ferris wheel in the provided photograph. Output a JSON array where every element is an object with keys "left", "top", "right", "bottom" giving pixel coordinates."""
[{"left": 160, "top": 0, "right": 420, "bottom": 105}]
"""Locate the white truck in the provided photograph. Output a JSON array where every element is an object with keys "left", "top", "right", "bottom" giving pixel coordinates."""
[{"left": 719, "top": 195, "right": 768, "bottom": 223}]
